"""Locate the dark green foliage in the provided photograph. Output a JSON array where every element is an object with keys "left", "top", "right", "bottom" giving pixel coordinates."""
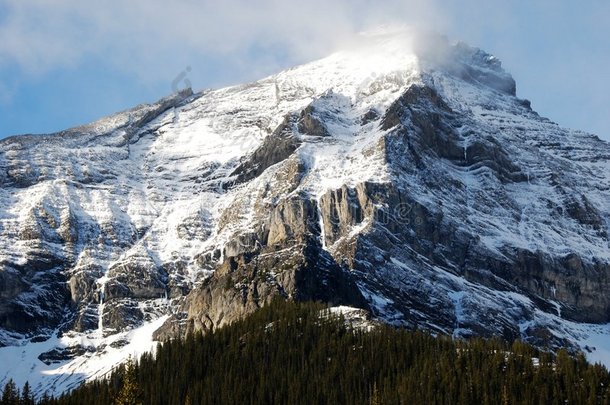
[
  {"left": 1, "top": 379, "right": 19, "bottom": 405},
  {"left": 6, "top": 300, "right": 610, "bottom": 404},
  {"left": 20, "top": 382, "right": 34, "bottom": 405},
  {"left": 0, "top": 380, "right": 36, "bottom": 405}
]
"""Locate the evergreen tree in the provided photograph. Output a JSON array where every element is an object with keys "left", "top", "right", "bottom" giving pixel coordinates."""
[
  {"left": 20, "top": 382, "right": 34, "bottom": 405},
  {"left": 1, "top": 379, "right": 19, "bottom": 405},
  {"left": 39, "top": 392, "right": 51, "bottom": 405},
  {"left": 113, "top": 357, "right": 142, "bottom": 405}
]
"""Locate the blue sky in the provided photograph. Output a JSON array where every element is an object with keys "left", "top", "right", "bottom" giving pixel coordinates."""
[{"left": 0, "top": 0, "right": 608, "bottom": 140}]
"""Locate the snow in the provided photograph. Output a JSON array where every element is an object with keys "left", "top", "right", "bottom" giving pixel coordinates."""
[
  {"left": 0, "top": 316, "right": 168, "bottom": 397},
  {"left": 325, "top": 306, "right": 376, "bottom": 331},
  {"left": 384, "top": 256, "right": 610, "bottom": 368},
  {"left": 448, "top": 291, "right": 468, "bottom": 339},
  {"left": 575, "top": 323, "right": 610, "bottom": 367}
]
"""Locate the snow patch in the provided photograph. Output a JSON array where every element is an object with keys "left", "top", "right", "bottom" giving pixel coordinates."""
[{"left": 0, "top": 316, "right": 168, "bottom": 397}]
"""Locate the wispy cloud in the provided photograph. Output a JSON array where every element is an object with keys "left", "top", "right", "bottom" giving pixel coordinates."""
[
  {"left": 0, "top": 1, "right": 608, "bottom": 139},
  {"left": 0, "top": 0, "right": 446, "bottom": 82}
]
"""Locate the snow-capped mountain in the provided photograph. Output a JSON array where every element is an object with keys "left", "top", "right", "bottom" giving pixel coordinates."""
[{"left": 1, "top": 27, "right": 609, "bottom": 395}]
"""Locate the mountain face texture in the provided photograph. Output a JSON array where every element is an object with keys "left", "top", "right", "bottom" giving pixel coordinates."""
[{"left": 1, "top": 28, "right": 609, "bottom": 394}]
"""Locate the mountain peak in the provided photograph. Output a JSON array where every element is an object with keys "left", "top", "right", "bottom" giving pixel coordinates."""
[{"left": 267, "top": 27, "right": 515, "bottom": 106}]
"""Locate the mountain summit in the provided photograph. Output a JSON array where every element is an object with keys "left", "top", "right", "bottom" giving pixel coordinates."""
[{"left": 1, "top": 29, "right": 609, "bottom": 395}]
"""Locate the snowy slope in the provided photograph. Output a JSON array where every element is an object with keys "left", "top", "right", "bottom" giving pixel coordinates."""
[{"left": 0, "top": 27, "right": 609, "bottom": 395}]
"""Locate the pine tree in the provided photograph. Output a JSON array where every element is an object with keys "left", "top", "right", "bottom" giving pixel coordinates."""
[
  {"left": 1, "top": 379, "right": 18, "bottom": 405},
  {"left": 20, "top": 382, "right": 34, "bottom": 405},
  {"left": 113, "top": 357, "right": 142, "bottom": 405},
  {"left": 39, "top": 392, "right": 51, "bottom": 404}
]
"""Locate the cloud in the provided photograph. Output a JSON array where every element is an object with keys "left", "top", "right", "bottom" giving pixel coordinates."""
[
  {"left": 0, "top": 1, "right": 608, "bottom": 139},
  {"left": 0, "top": 0, "right": 447, "bottom": 82}
]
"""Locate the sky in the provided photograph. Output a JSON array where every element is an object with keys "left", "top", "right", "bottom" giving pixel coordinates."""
[{"left": 0, "top": 0, "right": 608, "bottom": 141}]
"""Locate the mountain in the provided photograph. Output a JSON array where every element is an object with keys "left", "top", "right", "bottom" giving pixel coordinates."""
[{"left": 0, "top": 27, "right": 609, "bottom": 396}]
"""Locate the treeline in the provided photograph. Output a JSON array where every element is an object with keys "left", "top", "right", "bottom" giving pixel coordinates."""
[{"left": 3, "top": 300, "right": 610, "bottom": 404}]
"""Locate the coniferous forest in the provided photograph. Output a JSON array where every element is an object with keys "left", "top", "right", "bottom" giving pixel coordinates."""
[{"left": 2, "top": 300, "right": 610, "bottom": 405}]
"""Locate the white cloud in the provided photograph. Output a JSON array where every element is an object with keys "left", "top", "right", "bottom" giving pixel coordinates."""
[
  {"left": 0, "top": 0, "right": 447, "bottom": 81},
  {"left": 0, "top": 0, "right": 608, "bottom": 139}
]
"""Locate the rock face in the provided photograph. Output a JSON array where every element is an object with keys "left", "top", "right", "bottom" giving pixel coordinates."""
[{"left": 0, "top": 28, "right": 610, "bottom": 394}]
